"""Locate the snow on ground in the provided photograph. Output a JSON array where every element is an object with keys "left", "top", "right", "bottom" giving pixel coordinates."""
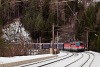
[
  {"left": 16, "top": 52, "right": 72, "bottom": 67},
  {"left": 67, "top": 52, "right": 91, "bottom": 67},
  {"left": 46, "top": 53, "right": 81, "bottom": 67},
  {"left": 88, "top": 51, "right": 100, "bottom": 67},
  {"left": 15, "top": 51, "right": 68, "bottom": 67},
  {"left": 0, "top": 51, "right": 100, "bottom": 67},
  {"left": 57, "top": 51, "right": 67, "bottom": 57},
  {"left": 0, "top": 51, "right": 67, "bottom": 64},
  {"left": 0, "top": 54, "right": 54, "bottom": 64}
]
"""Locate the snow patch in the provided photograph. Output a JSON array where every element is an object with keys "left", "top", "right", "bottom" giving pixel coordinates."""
[
  {"left": 57, "top": 51, "right": 67, "bottom": 57},
  {"left": 0, "top": 54, "right": 54, "bottom": 64},
  {"left": 0, "top": 51, "right": 100, "bottom": 67}
]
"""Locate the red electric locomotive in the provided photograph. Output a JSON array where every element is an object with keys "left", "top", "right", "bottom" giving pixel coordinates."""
[{"left": 64, "top": 41, "right": 85, "bottom": 51}]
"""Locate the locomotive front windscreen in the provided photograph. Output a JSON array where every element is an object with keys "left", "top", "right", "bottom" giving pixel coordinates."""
[{"left": 76, "top": 42, "right": 80, "bottom": 46}]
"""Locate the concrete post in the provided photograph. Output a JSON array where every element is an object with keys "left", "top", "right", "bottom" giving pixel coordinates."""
[
  {"left": 86, "top": 31, "right": 89, "bottom": 50},
  {"left": 50, "top": 23, "right": 54, "bottom": 54}
]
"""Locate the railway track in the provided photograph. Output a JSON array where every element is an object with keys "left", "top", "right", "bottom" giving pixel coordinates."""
[
  {"left": 16, "top": 51, "right": 71, "bottom": 67},
  {"left": 66, "top": 52, "right": 95, "bottom": 67},
  {"left": 39, "top": 52, "right": 94, "bottom": 67},
  {"left": 38, "top": 53, "right": 75, "bottom": 67},
  {"left": 16, "top": 51, "right": 95, "bottom": 67},
  {"left": 80, "top": 53, "right": 90, "bottom": 67},
  {"left": 65, "top": 53, "right": 83, "bottom": 67},
  {"left": 88, "top": 52, "right": 95, "bottom": 67},
  {"left": 80, "top": 52, "right": 95, "bottom": 67},
  {"left": 37, "top": 52, "right": 80, "bottom": 67}
]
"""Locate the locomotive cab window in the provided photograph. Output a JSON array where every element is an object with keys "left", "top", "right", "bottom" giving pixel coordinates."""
[{"left": 80, "top": 43, "right": 84, "bottom": 46}]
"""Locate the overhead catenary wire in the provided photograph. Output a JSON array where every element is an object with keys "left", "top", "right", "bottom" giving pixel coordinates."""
[{"left": 65, "top": 1, "right": 80, "bottom": 24}]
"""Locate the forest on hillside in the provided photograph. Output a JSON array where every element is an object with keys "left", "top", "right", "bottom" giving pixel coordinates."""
[{"left": 0, "top": 0, "right": 100, "bottom": 56}]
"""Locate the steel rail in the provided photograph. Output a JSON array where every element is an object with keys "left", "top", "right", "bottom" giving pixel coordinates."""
[
  {"left": 17, "top": 51, "right": 69, "bottom": 67},
  {"left": 64, "top": 53, "right": 83, "bottom": 67},
  {"left": 88, "top": 52, "right": 95, "bottom": 67},
  {"left": 38, "top": 53, "right": 75, "bottom": 67},
  {"left": 80, "top": 53, "right": 90, "bottom": 67},
  {"left": 80, "top": 52, "right": 95, "bottom": 67}
]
